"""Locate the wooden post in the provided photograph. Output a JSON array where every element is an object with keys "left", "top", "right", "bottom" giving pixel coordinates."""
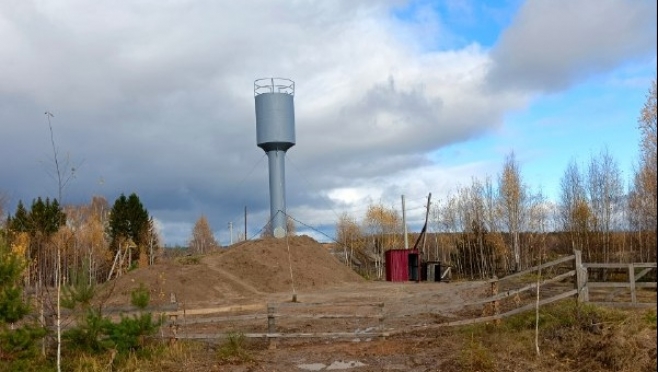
[
  {"left": 491, "top": 279, "right": 500, "bottom": 325},
  {"left": 574, "top": 250, "right": 589, "bottom": 303},
  {"left": 628, "top": 263, "right": 637, "bottom": 305},
  {"left": 183, "top": 303, "right": 187, "bottom": 340},
  {"left": 169, "top": 314, "right": 178, "bottom": 344},
  {"left": 378, "top": 302, "right": 385, "bottom": 337},
  {"left": 267, "top": 304, "right": 277, "bottom": 349},
  {"left": 40, "top": 297, "right": 46, "bottom": 357}
]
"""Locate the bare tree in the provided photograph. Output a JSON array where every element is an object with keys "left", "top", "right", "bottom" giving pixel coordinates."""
[
  {"left": 363, "top": 203, "right": 401, "bottom": 279},
  {"left": 335, "top": 213, "right": 364, "bottom": 267},
  {"left": 434, "top": 194, "right": 460, "bottom": 267},
  {"left": 559, "top": 159, "right": 590, "bottom": 255},
  {"left": 188, "top": 215, "right": 221, "bottom": 254},
  {"left": 628, "top": 79, "right": 657, "bottom": 261},
  {"left": 497, "top": 152, "right": 527, "bottom": 272},
  {"left": 587, "top": 147, "right": 623, "bottom": 264}
]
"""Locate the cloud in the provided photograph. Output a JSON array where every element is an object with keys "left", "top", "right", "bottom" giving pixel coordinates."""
[
  {"left": 0, "top": 1, "right": 654, "bottom": 245},
  {"left": 487, "top": 0, "right": 657, "bottom": 92}
]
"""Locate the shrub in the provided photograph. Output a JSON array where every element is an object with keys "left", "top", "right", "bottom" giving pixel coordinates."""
[
  {"left": 130, "top": 283, "right": 150, "bottom": 310},
  {"left": 0, "top": 243, "right": 48, "bottom": 369},
  {"left": 217, "top": 332, "right": 253, "bottom": 363}
]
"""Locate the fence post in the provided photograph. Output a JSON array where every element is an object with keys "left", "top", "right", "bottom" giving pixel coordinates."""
[
  {"left": 574, "top": 250, "right": 589, "bottom": 303},
  {"left": 168, "top": 314, "right": 178, "bottom": 344},
  {"left": 378, "top": 302, "right": 385, "bottom": 337},
  {"left": 628, "top": 263, "right": 637, "bottom": 305},
  {"left": 267, "top": 304, "right": 277, "bottom": 349},
  {"left": 490, "top": 277, "right": 500, "bottom": 325}
]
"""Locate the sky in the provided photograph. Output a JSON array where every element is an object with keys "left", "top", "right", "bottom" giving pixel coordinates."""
[{"left": 1, "top": 0, "right": 656, "bottom": 246}]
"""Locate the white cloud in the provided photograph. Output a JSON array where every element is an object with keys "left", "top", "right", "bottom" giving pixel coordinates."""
[
  {"left": 487, "top": 0, "right": 657, "bottom": 92},
  {"left": 0, "top": 0, "right": 654, "bottom": 245}
]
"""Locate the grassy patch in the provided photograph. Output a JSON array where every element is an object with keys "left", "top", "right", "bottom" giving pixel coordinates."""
[
  {"left": 644, "top": 309, "right": 657, "bottom": 328},
  {"left": 458, "top": 335, "right": 496, "bottom": 372},
  {"left": 454, "top": 300, "right": 657, "bottom": 372},
  {"left": 217, "top": 332, "right": 253, "bottom": 364},
  {"left": 176, "top": 255, "right": 202, "bottom": 265}
]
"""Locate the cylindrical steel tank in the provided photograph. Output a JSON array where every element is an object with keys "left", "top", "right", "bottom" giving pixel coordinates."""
[
  {"left": 255, "top": 78, "right": 295, "bottom": 152},
  {"left": 254, "top": 78, "right": 296, "bottom": 238}
]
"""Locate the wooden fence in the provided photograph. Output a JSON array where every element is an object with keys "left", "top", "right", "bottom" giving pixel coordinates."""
[
  {"left": 165, "top": 301, "right": 386, "bottom": 346},
  {"left": 158, "top": 250, "right": 655, "bottom": 342},
  {"left": 47, "top": 250, "right": 652, "bottom": 342},
  {"left": 583, "top": 261, "right": 657, "bottom": 308},
  {"left": 386, "top": 250, "right": 656, "bottom": 335}
]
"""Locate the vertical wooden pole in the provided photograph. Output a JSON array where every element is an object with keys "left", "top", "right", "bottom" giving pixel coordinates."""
[
  {"left": 267, "top": 304, "right": 277, "bottom": 349},
  {"left": 169, "top": 314, "right": 178, "bottom": 344},
  {"left": 40, "top": 297, "right": 46, "bottom": 356},
  {"left": 628, "top": 263, "right": 637, "bottom": 305},
  {"left": 574, "top": 250, "right": 589, "bottom": 303},
  {"left": 183, "top": 303, "right": 188, "bottom": 340},
  {"left": 491, "top": 279, "right": 500, "bottom": 325},
  {"left": 378, "top": 302, "right": 385, "bottom": 337}
]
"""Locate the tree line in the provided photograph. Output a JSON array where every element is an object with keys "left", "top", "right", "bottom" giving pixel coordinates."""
[
  {"left": 336, "top": 80, "right": 657, "bottom": 279},
  {"left": 2, "top": 193, "right": 161, "bottom": 291}
]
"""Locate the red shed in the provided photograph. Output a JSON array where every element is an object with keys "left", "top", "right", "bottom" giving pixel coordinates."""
[{"left": 385, "top": 249, "right": 420, "bottom": 282}]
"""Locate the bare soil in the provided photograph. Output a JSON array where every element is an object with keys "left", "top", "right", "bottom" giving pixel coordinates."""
[
  {"left": 93, "top": 236, "right": 656, "bottom": 371},
  {"left": 99, "top": 235, "right": 368, "bottom": 308}
]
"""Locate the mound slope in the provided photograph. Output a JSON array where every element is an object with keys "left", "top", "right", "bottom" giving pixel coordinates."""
[
  {"left": 211, "top": 235, "right": 363, "bottom": 293},
  {"left": 98, "top": 235, "right": 363, "bottom": 308}
]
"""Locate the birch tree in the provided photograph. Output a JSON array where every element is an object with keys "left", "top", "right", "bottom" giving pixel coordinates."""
[
  {"left": 629, "top": 79, "right": 657, "bottom": 261},
  {"left": 335, "top": 213, "right": 363, "bottom": 267},
  {"left": 587, "top": 147, "right": 623, "bottom": 263},
  {"left": 559, "top": 159, "right": 590, "bottom": 255},
  {"left": 363, "top": 203, "right": 401, "bottom": 279},
  {"left": 497, "top": 152, "right": 527, "bottom": 272}
]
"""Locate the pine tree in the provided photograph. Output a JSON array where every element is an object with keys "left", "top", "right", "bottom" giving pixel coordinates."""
[
  {"left": 0, "top": 241, "right": 47, "bottom": 364},
  {"left": 108, "top": 194, "right": 148, "bottom": 250}
]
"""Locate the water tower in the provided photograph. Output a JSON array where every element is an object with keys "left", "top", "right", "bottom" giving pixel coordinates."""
[{"left": 254, "top": 78, "right": 295, "bottom": 238}]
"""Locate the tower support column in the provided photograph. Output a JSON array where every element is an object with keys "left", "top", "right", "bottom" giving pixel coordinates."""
[{"left": 267, "top": 149, "right": 287, "bottom": 238}]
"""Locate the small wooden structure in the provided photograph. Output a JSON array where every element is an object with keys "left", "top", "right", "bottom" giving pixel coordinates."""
[{"left": 385, "top": 249, "right": 420, "bottom": 282}]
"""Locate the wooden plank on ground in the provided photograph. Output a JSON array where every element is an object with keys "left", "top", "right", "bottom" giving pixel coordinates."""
[
  {"left": 171, "top": 314, "right": 267, "bottom": 325},
  {"left": 275, "top": 301, "right": 384, "bottom": 308},
  {"left": 166, "top": 303, "right": 265, "bottom": 316},
  {"left": 274, "top": 314, "right": 382, "bottom": 320},
  {"left": 176, "top": 331, "right": 385, "bottom": 340}
]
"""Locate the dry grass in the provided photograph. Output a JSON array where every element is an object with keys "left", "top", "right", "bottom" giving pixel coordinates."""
[
  {"left": 450, "top": 300, "right": 657, "bottom": 372},
  {"left": 53, "top": 300, "right": 658, "bottom": 371}
]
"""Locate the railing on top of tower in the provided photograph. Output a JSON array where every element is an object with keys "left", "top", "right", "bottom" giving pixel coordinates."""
[{"left": 254, "top": 78, "right": 295, "bottom": 96}]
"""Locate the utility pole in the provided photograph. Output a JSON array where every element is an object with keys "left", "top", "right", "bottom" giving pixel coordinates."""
[
  {"left": 422, "top": 193, "right": 432, "bottom": 261},
  {"left": 244, "top": 206, "right": 248, "bottom": 241},
  {"left": 228, "top": 222, "right": 233, "bottom": 245},
  {"left": 401, "top": 195, "right": 409, "bottom": 249}
]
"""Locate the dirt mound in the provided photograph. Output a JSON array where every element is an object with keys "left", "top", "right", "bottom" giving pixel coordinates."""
[
  {"left": 210, "top": 235, "right": 363, "bottom": 293},
  {"left": 97, "top": 235, "right": 363, "bottom": 308}
]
